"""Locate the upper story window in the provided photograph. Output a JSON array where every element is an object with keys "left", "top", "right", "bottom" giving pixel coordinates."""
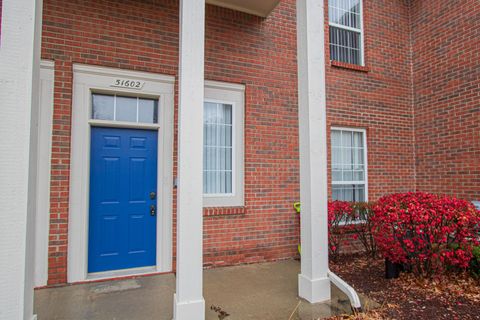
[
  {"left": 328, "top": 0, "right": 364, "bottom": 66},
  {"left": 92, "top": 94, "right": 158, "bottom": 124},
  {"left": 331, "top": 128, "right": 368, "bottom": 202},
  {"left": 203, "top": 81, "right": 245, "bottom": 207}
]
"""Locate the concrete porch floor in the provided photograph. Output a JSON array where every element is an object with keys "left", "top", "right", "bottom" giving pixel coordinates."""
[{"left": 34, "top": 260, "right": 376, "bottom": 320}]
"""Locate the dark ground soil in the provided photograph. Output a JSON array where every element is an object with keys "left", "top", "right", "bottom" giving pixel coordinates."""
[{"left": 327, "top": 254, "right": 480, "bottom": 320}]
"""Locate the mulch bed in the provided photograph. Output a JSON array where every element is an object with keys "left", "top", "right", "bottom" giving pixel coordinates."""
[{"left": 328, "top": 254, "right": 480, "bottom": 320}]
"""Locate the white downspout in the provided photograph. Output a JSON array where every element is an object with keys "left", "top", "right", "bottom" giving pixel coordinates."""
[{"left": 328, "top": 270, "right": 363, "bottom": 312}]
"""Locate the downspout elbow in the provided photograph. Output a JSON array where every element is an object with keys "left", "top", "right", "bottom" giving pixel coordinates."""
[{"left": 327, "top": 269, "right": 363, "bottom": 313}]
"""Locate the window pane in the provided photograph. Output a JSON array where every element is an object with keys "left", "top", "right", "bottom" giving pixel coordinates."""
[
  {"left": 116, "top": 96, "right": 137, "bottom": 122},
  {"left": 353, "top": 131, "right": 363, "bottom": 147},
  {"left": 353, "top": 170, "right": 364, "bottom": 181},
  {"left": 92, "top": 94, "right": 114, "bottom": 120},
  {"left": 138, "top": 98, "right": 158, "bottom": 124},
  {"left": 342, "top": 148, "right": 352, "bottom": 169},
  {"left": 329, "top": 0, "right": 361, "bottom": 29},
  {"left": 341, "top": 130, "right": 352, "bottom": 147},
  {"left": 225, "top": 124, "right": 232, "bottom": 148},
  {"left": 355, "top": 185, "right": 365, "bottom": 202},
  {"left": 329, "top": 26, "right": 361, "bottom": 65},
  {"left": 332, "top": 147, "right": 342, "bottom": 170},
  {"left": 343, "top": 170, "right": 353, "bottom": 181},
  {"left": 332, "top": 170, "right": 342, "bottom": 182},
  {"left": 344, "top": 187, "right": 354, "bottom": 201},
  {"left": 331, "top": 130, "right": 341, "bottom": 147},
  {"left": 205, "top": 124, "right": 216, "bottom": 146},
  {"left": 204, "top": 102, "right": 217, "bottom": 124},
  {"left": 225, "top": 172, "right": 232, "bottom": 193},
  {"left": 219, "top": 104, "right": 233, "bottom": 125},
  {"left": 203, "top": 103, "right": 233, "bottom": 195},
  {"left": 353, "top": 148, "right": 364, "bottom": 169},
  {"left": 332, "top": 187, "right": 342, "bottom": 201},
  {"left": 332, "top": 184, "right": 365, "bottom": 202},
  {"left": 226, "top": 149, "right": 232, "bottom": 171}
]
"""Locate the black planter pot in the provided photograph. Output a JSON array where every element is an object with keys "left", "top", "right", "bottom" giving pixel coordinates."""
[{"left": 385, "top": 258, "right": 402, "bottom": 279}]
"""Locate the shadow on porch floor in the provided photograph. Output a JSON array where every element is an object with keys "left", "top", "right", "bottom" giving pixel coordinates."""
[{"left": 34, "top": 260, "right": 377, "bottom": 320}]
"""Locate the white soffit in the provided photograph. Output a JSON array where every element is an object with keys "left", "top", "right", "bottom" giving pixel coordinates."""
[{"left": 206, "top": 0, "right": 281, "bottom": 17}]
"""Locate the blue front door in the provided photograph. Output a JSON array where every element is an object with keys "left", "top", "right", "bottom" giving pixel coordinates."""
[{"left": 88, "top": 127, "right": 158, "bottom": 273}]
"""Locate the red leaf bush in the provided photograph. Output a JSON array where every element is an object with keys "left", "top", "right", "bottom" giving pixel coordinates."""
[
  {"left": 346, "top": 202, "right": 378, "bottom": 258},
  {"left": 371, "top": 192, "right": 480, "bottom": 275},
  {"left": 327, "top": 201, "right": 378, "bottom": 259},
  {"left": 328, "top": 201, "right": 353, "bottom": 260}
]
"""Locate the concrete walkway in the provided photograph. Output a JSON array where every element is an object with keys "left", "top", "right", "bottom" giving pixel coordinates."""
[{"left": 35, "top": 260, "right": 375, "bottom": 320}]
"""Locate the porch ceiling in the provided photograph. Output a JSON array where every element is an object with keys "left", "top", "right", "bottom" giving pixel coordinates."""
[{"left": 206, "top": 0, "right": 281, "bottom": 17}]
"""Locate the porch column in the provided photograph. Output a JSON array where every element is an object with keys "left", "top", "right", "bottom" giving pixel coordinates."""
[
  {"left": 296, "top": 0, "right": 332, "bottom": 303},
  {"left": 174, "top": 0, "right": 206, "bottom": 319},
  {"left": 0, "top": 0, "right": 43, "bottom": 319}
]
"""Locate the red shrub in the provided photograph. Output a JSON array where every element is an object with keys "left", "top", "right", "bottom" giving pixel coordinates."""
[
  {"left": 328, "top": 201, "right": 353, "bottom": 259},
  {"left": 371, "top": 192, "right": 480, "bottom": 275},
  {"left": 346, "top": 202, "right": 378, "bottom": 258}
]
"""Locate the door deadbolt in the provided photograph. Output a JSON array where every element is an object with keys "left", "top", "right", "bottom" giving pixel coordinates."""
[
  {"left": 149, "top": 191, "right": 156, "bottom": 200},
  {"left": 150, "top": 205, "right": 156, "bottom": 216}
]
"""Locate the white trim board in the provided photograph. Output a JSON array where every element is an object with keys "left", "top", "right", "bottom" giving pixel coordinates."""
[
  {"left": 34, "top": 60, "right": 55, "bottom": 287},
  {"left": 68, "top": 64, "right": 175, "bottom": 283}
]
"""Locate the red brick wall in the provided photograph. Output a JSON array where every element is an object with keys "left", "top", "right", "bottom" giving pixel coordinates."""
[
  {"left": 411, "top": 0, "right": 480, "bottom": 201},
  {"left": 41, "top": 0, "right": 416, "bottom": 285},
  {"left": 325, "top": 0, "right": 416, "bottom": 200}
]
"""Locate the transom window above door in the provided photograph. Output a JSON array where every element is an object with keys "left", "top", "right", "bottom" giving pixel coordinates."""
[{"left": 92, "top": 93, "right": 158, "bottom": 124}]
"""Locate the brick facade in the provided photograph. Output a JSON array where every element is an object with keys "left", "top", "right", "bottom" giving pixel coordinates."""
[
  {"left": 411, "top": 0, "right": 480, "bottom": 200},
  {"left": 40, "top": 0, "right": 479, "bottom": 285},
  {"left": 325, "top": 0, "right": 416, "bottom": 200}
]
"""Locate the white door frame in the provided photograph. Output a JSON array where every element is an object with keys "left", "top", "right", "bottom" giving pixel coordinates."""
[{"left": 68, "top": 64, "right": 175, "bottom": 283}]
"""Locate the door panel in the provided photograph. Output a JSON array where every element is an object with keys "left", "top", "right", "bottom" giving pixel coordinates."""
[{"left": 88, "top": 127, "right": 158, "bottom": 273}]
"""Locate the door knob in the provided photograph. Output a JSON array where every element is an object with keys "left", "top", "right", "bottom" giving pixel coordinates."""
[{"left": 150, "top": 205, "right": 156, "bottom": 216}]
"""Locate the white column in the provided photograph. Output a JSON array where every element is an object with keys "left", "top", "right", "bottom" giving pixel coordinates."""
[
  {"left": 174, "top": 0, "right": 206, "bottom": 319},
  {"left": 0, "top": 0, "right": 43, "bottom": 319},
  {"left": 296, "top": 0, "right": 331, "bottom": 303}
]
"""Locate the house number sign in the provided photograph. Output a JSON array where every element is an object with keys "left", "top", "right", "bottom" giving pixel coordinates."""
[{"left": 111, "top": 79, "right": 145, "bottom": 90}]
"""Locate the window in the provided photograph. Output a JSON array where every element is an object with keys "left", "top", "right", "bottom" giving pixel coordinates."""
[
  {"left": 328, "top": 0, "right": 364, "bottom": 66},
  {"left": 92, "top": 94, "right": 158, "bottom": 124},
  {"left": 331, "top": 128, "right": 367, "bottom": 202},
  {"left": 204, "top": 102, "right": 233, "bottom": 195},
  {"left": 203, "top": 81, "right": 245, "bottom": 207}
]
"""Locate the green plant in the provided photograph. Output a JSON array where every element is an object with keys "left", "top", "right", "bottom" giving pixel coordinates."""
[{"left": 470, "top": 246, "right": 480, "bottom": 278}]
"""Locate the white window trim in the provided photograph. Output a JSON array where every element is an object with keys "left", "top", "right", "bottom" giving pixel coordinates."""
[
  {"left": 203, "top": 80, "right": 245, "bottom": 208},
  {"left": 328, "top": 0, "right": 365, "bottom": 66},
  {"left": 331, "top": 127, "right": 368, "bottom": 203},
  {"left": 68, "top": 64, "right": 175, "bottom": 283}
]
